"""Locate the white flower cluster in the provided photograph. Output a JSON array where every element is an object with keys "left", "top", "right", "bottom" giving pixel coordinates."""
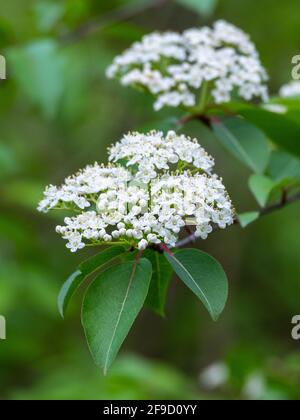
[
  {"left": 38, "top": 131, "right": 234, "bottom": 252},
  {"left": 279, "top": 81, "right": 300, "bottom": 98},
  {"left": 106, "top": 20, "right": 268, "bottom": 111},
  {"left": 108, "top": 130, "right": 214, "bottom": 182},
  {"left": 38, "top": 165, "right": 131, "bottom": 213}
]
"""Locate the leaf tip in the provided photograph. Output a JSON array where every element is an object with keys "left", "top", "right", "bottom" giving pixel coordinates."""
[
  {"left": 212, "top": 313, "right": 219, "bottom": 322},
  {"left": 103, "top": 360, "right": 111, "bottom": 376},
  {"left": 58, "top": 306, "right": 65, "bottom": 319}
]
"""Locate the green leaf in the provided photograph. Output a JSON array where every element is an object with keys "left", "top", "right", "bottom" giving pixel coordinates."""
[
  {"left": 34, "top": 1, "right": 65, "bottom": 32},
  {"left": 7, "top": 39, "right": 89, "bottom": 120},
  {"left": 58, "top": 246, "right": 126, "bottom": 318},
  {"left": 263, "top": 97, "right": 300, "bottom": 125},
  {"left": 8, "top": 40, "right": 67, "bottom": 118},
  {"left": 239, "top": 108, "right": 300, "bottom": 159},
  {"left": 212, "top": 117, "right": 270, "bottom": 174},
  {"left": 144, "top": 249, "right": 173, "bottom": 316},
  {"left": 82, "top": 258, "right": 152, "bottom": 374},
  {"left": 175, "top": 0, "right": 218, "bottom": 16},
  {"left": 267, "top": 150, "right": 300, "bottom": 183},
  {"left": 78, "top": 246, "right": 126, "bottom": 274},
  {"left": 164, "top": 249, "right": 228, "bottom": 321},
  {"left": 249, "top": 174, "right": 275, "bottom": 207},
  {"left": 238, "top": 211, "right": 260, "bottom": 228},
  {"left": 268, "top": 97, "right": 300, "bottom": 107}
]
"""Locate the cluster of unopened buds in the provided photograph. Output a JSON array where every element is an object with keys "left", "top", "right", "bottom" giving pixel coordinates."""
[
  {"left": 106, "top": 20, "right": 268, "bottom": 111},
  {"left": 38, "top": 131, "right": 235, "bottom": 252}
]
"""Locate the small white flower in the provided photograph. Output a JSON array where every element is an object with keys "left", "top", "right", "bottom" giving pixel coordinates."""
[
  {"left": 126, "top": 229, "right": 134, "bottom": 238},
  {"left": 138, "top": 239, "right": 148, "bottom": 250},
  {"left": 112, "top": 230, "right": 120, "bottom": 239},
  {"left": 147, "top": 233, "right": 160, "bottom": 244},
  {"left": 200, "top": 362, "right": 229, "bottom": 390}
]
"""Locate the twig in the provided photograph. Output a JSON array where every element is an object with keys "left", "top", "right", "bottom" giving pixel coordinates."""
[
  {"left": 135, "top": 250, "right": 144, "bottom": 263},
  {"left": 175, "top": 191, "right": 300, "bottom": 248},
  {"left": 177, "top": 104, "right": 238, "bottom": 128},
  {"left": 259, "top": 191, "right": 300, "bottom": 216},
  {"left": 150, "top": 242, "right": 174, "bottom": 255},
  {"left": 177, "top": 113, "right": 211, "bottom": 128},
  {"left": 159, "top": 242, "right": 174, "bottom": 255},
  {"left": 280, "top": 187, "right": 288, "bottom": 206},
  {"left": 184, "top": 225, "right": 193, "bottom": 235},
  {"left": 60, "top": 0, "right": 169, "bottom": 44}
]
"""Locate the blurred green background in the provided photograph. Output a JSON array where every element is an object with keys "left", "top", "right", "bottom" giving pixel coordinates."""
[{"left": 1, "top": 0, "right": 300, "bottom": 400}]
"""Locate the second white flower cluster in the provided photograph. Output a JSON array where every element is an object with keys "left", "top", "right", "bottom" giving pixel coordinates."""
[{"left": 107, "top": 20, "right": 268, "bottom": 111}]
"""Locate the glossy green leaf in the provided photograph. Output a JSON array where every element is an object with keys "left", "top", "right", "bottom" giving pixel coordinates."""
[
  {"left": 212, "top": 117, "right": 269, "bottom": 174},
  {"left": 267, "top": 150, "right": 300, "bottom": 183},
  {"left": 164, "top": 249, "right": 228, "bottom": 321},
  {"left": 249, "top": 174, "right": 275, "bottom": 207},
  {"left": 175, "top": 0, "right": 218, "bottom": 16},
  {"left": 240, "top": 108, "right": 300, "bottom": 159},
  {"left": 82, "top": 259, "right": 152, "bottom": 374},
  {"left": 58, "top": 246, "right": 126, "bottom": 318},
  {"left": 238, "top": 211, "right": 260, "bottom": 228},
  {"left": 144, "top": 249, "right": 173, "bottom": 316},
  {"left": 262, "top": 97, "right": 300, "bottom": 125}
]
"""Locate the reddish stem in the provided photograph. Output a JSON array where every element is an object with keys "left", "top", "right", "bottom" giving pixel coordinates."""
[{"left": 157, "top": 243, "right": 173, "bottom": 256}]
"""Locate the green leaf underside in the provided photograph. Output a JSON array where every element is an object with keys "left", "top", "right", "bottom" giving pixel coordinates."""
[
  {"left": 238, "top": 211, "right": 260, "bottom": 228},
  {"left": 164, "top": 249, "right": 228, "bottom": 321},
  {"left": 249, "top": 174, "right": 275, "bottom": 207},
  {"left": 82, "top": 258, "right": 152, "bottom": 374},
  {"left": 144, "top": 249, "right": 174, "bottom": 316},
  {"left": 58, "top": 246, "right": 126, "bottom": 318},
  {"left": 212, "top": 116, "right": 269, "bottom": 174}
]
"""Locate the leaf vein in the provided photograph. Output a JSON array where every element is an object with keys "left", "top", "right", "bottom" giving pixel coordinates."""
[
  {"left": 172, "top": 255, "right": 213, "bottom": 314},
  {"left": 103, "top": 260, "right": 138, "bottom": 375}
]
